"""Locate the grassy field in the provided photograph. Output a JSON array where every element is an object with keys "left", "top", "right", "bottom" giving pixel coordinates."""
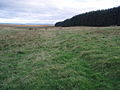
[{"left": 0, "top": 26, "right": 120, "bottom": 90}]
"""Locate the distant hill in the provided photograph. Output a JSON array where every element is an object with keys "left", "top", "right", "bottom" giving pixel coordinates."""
[
  {"left": 0, "top": 24, "right": 52, "bottom": 28},
  {"left": 0, "top": 23, "right": 54, "bottom": 27},
  {"left": 0, "top": 23, "right": 53, "bottom": 26},
  {"left": 55, "top": 6, "right": 120, "bottom": 27}
]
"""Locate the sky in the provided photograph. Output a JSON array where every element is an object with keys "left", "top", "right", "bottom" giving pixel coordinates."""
[{"left": 0, "top": 0, "right": 120, "bottom": 24}]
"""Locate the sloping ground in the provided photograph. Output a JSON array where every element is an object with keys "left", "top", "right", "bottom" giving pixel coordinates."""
[{"left": 0, "top": 26, "right": 120, "bottom": 90}]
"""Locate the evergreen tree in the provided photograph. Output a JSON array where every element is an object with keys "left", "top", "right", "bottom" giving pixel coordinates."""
[{"left": 55, "top": 6, "right": 120, "bottom": 27}]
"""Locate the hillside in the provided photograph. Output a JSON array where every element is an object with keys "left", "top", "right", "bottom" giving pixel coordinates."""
[
  {"left": 55, "top": 6, "right": 120, "bottom": 27},
  {"left": 0, "top": 26, "right": 120, "bottom": 90}
]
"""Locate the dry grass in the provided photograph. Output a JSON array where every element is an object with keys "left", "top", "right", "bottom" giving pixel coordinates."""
[{"left": 0, "top": 26, "right": 120, "bottom": 90}]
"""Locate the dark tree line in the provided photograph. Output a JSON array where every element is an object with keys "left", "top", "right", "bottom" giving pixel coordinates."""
[{"left": 55, "top": 6, "right": 120, "bottom": 27}]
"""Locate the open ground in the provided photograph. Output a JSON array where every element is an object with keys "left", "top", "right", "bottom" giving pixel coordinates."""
[{"left": 0, "top": 25, "right": 120, "bottom": 90}]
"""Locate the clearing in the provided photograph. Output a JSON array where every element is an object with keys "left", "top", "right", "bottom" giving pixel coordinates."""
[{"left": 0, "top": 26, "right": 120, "bottom": 90}]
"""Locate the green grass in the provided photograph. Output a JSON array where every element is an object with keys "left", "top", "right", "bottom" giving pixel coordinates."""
[{"left": 0, "top": 26, "right": 120, "bottom": 90}]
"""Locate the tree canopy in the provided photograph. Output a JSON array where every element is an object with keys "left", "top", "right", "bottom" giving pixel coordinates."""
[{"left": 55, "top": 6, "right": 120, "bottom": 27}]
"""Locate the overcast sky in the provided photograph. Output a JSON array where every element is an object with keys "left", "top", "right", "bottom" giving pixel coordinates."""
[{"left": 0, "top": 0, "right": 119, "bottom": 24}]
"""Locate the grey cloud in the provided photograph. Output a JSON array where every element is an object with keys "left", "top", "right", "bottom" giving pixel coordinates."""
[
  {"left": 0, "top": 0, "right": 78, "bottom": 24},
  {"left": 1, "top": 0, "right": 117, "bottom": 24}
]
